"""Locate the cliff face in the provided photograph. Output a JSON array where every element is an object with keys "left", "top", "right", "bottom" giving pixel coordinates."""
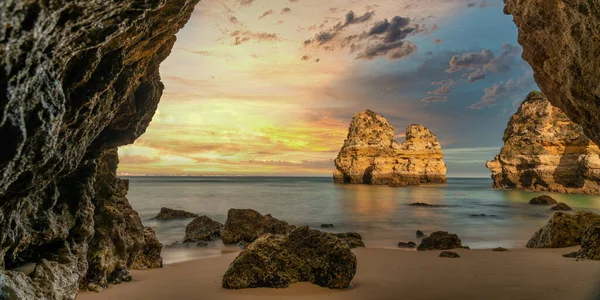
[
  {"left": 487, "top": 92, "right": 600, "bottom": 194},
  {"left": 0, "top": 0, "right": 198, "bottom": 298},
  {"left": 333, "top": 110, "right": 447, "bottom": 185},
  {"left": 504, "top": 0, "right": 600, "bottom": 146}
]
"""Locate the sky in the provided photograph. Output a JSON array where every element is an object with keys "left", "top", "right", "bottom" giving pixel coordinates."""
[{"left": 117, "top": 0, "right": 538, "bottom": 177}]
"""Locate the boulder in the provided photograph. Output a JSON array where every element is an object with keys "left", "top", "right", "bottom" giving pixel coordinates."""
[
  {"left": 333, "top": 110, "right": 447, "bottom": 185},
  {"left": 439, "top": 251, "right": 460, "bottom": 258},
  {"left": 410, "top": 202, "right": 439, "bottom": 207},
  {"left": 397, "top": 241, "right": 417, "bottom": 249},
  {"left": 154, "top": 207, "right": 199, "bottom": 220},
  {"left": 320, "top": 224, "right": 335, "bottom": 228},
  {"left": 416, "top": 230, "right": 425, "bottom": 238},
  {"left": 221, "top": 209, "right": 293, "bottom": 244},
  {"left": 222, "top": 226, "right": 357, "bottom": 289},
  {"left": 132, "top": 227, "right": 163, "bottom": 270},
  {"left": 578, "top": 224, "right": 600, "bottom": 260},
  {"left": 526, "top": 211, "right": 600, "bottom": 248},
  {"left": 183, "top": 216, "right": 223, "bottom": 242},
  {"left": 491, "top": 247, "right": 508, "bottom": 252},
  {"left": 551, "top": 203, "right": 572, "bottom": 211},
  {"left": 417, "top": 231, "right": 462, "bottom": 251},
  {"left": 487, "top": 92, "right": 600, "bottom": 194},
  {"left": 529, "top": 195, "right": 558, "bottom": 205},
  {"left": 335, "top": 232, "right": 365, "bottom": 249}
]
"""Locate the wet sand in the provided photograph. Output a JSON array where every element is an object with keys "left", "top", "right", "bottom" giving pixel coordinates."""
[{"left": 78, "top": 247, "right": 600, "bottom": 300}]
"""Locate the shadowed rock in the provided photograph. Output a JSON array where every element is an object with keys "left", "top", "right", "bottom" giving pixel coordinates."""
[
  {"left": 133, "top": 227, "right": 163, "bottom": 270},
  {"left": 222, "top": 226, "right": 357, "bottom": 289},
  {"left": 529, "top": 195, "right": 558, "bottom": 205},
  {"left": 551, "top": 203, "right": 572, "bottom": 211},
  {"left": 578, "top": 224, "right": 600, "bottom": 260},
  {"left": 527, "top": 211, "right": 600, "bottom": 248},
  {"left": 154, "top": 207, "right": 199, "bottom": 220},
  {"left": 335, "top": 232, "right": 365, "bottom": 249},
  {"left": 333, "top": 110, "right": 447, "bottom": 185},
  {"left": 221, "top": 209, "right": 294, "bottom": 245},
  {"left": 410, "top": 202, "right": 439, "bottom": 207},
  {"left": 397, "top": 241, "right": 417, "bottom": 249},
  {"left": 183, "top": 216, "right": 223, "bottom": 242},
  {"left": 0, "top": 0, "right": 199, "bottom": 297},
  {"left": 416, "top": 230, "right": 425, "bottom": 238},
  {"left": 439, "top": 251, "right": 460, "bottom": 258},
  {"left": 320, "top": 224, "right": 335, "bottom": 228},
  {"left": 504, "top": 1, "right": 600, "bottom": 147},
  {"left": 492, "top": 247, "right": 508, "bottom": 252},
  {"left": 417, "top": 231, "right": 462, "bottom": 251}
]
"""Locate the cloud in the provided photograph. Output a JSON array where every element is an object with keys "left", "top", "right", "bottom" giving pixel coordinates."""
[
  {"left": 119, "top": 155, "right": 161, "bottom": 165},
  {"left": 468, "top": 71, "right": 535, "bottom": 109},
  {"left": 289, "top": 0, "right": 299, "bottom": 2},
  {"left": 258, "top": 9, "right": 274, "bottom": 20},
  {"left": 465, "top": 68, "right": 487, "bottom": 82},
  {"left": 230, "top": 30, "right": 280, "bottom": 45},
  {"left": 281, "top": 7, "right": 292, "bottom": 14},
  {"left": 306, "top": 10, "right": 374, "bottom": 46},
  {"left": 428, "top": 79, "right": 456, "bottom": 95},
  {"left": 434, "top": 38, "right": 442, "bottom": 44},
  {"left": 446, "top": 43, "right": 522, "bottom": 79},
  {"left": 237, "top": 0, "right": 253, "bottom": 6},
  {"left": 301, "top": 55, "right": 310, "bottom": 61},
  {"left": 421, "top": 95, "right": 448, "bottom": 103}
]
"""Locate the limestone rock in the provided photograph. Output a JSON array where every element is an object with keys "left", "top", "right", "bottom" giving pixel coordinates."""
[
  {"left": 526, "top": 211, "right": 600, "bottom": 248},
  {"left": 221, "top": 209, "right": 294, "bottom": 245},
  {"left": 333, "top": 110, "right": 447, "bottom": 185},
  {"left": 132, "top": 227, "right": 163, "bottom": 270},
  {"left": 551, "top": 203, "right": 572, "bottom": 211},
  {"left": 335, "top": 232, "right": 365, "bottom": 249},
  {"left": 504, "top": 1, "right": 600, "bottom": 147},
  {"left": 154, "top": 207, "right": 199, "bottom": 220},
  {"left": 82, "top": 149, "right": 145, "bottom": 291},
  {"left": 183, "top": 216, "right": 223, "bottom": 242},
  {"left": 439, "top": 251, "right": 460, "bottom": 258},
  {"left": 0, "top": 0, "right": 199, "bottom": 298},
  {"left": 578, "top": 224, "right": 600, "bottom": 260},
  {"left": 487, "top": 92, "right": 600, "bottom": 194},
  {"left": 222, "top": 226, "right": 357, "bottom": 289},
  {"left": 417, "top": 231, "right": 462, "bottom": 251},
  {"left": 529, "top": 195, "right": 558, "bottom": 205}
]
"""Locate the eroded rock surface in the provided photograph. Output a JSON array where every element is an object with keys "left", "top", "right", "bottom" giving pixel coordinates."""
[
  {"left": 526, "top": 211, "right": 600, "bottom": 248},
  {"left": 154, "top": 207, "right": 199, "bottom": 220},
  {"left": 222, "top": 227, "right": 357, "bottom": 290},
  {"left": 417, "top": 231, "right": 462, "bottom": 251},
  {"left": 335, "top": 232, "right": 365, "bottom": 249},
  {"left": 0, "top": 0, "right": 199, "bottom": 298},
  {"left": 578, "top": 224, "right": 600, "bottom": 260},
  {"left": 334, "top": 110, "right": 447, "bottom": 185},
  {"left": 504, "top": 1, "right": 600, "bottom": 146},
  {"left": 132, "top": 227, "right": 163, "bottom": 270},
  {"left": 221, "top": 209, "right": 294, "bottom": 245},
  {"left": 529, "top": 195, "right": 558, "bottom": 205},
  {"left": 183, "top": 216, "right": 223, "bottom": 242},
  {"left": 487, "top": 92, "right": 600, "bottom": 194}
]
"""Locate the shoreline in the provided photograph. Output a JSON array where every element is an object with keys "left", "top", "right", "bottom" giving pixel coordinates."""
[{"left": 78, "top": 247, "right": 600, "bottom": 300}]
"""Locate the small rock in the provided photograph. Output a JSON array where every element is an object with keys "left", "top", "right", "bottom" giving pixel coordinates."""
[
  {"left": 154, "top": 207, "right": 199, "bottom": 220},
  {"left": 417, "top": 231, "right": 462, "bottom": 251},
  {"left": 183, "top": 215, "right": 223, "bottom": 242},
  {"left": 410, "top": 202, "right": 438, "bottom": 207},
  {"left": 196, "top": 241, "right": 208, "bottom": 247},
  {"left": 320, "top": 224, "right": 335, "bottom": 228},
  {"left": 492, "top": 247, "right": 508, "bottom": 252},
  {"left": 529, "top": 195, "right": 558, "bottom": 205},
  {"left": 460, "top": 246, "right": 471, "bottom": 250},
  {"left": 551, "top": 202, "right": 572, "bottom": 211},
  {"left": 416, "top": 230, "right": 425, "bottom": 238},
  {"left": 397, "top": 241, "right": 417, "bottom": 249},
  {"left": 439, "top": 251, "right": 460, "bottom": 258},
  {"left": 336, "top": 232, "right": 365, "bottom": 249}
]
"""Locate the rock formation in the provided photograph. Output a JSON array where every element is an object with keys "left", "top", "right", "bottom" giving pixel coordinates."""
[
  {"left": 222, "top": 227, "right": 357, "bottom": 290},
  {"left": 487, "top": 92, "right": 600, "bottom": 194},
  {"left": 526, "top": 211, "right": 600, "bottom": 248},
  {"left": 335, "top": 232, "right": 365, "bottom": 249},
  {"left": 183, "top": 216, "right": 223, "bottom": 242},
  {"left": 578, "top": 224, "right": 600, "bottom": 260},
  {"left": 154, "top": 207, "right": 199, "bottom": 220},
  {"left": 504, "top": 1, "right": 600, "bottom": 147},
  {"left": 0, "top": 0, "right": 199, "bottom": 298},
  {"left": 221, "top": 209, "right": 294, "bottom": 245},
  {"left": 132, "top": 227, "right": 163, "bottom": 270},
  {"left": 439, "top": 251, "right": 460, "bottom": 258},
  {"left": 551, "top": 203, "right": 572, "bottom": 211},
  {"left": 417, "top": 231, "right": 463, "bottom": 251},
  {"left": 333, "top": 110, "right": 447, "bottom": 186},
  {"left": 529, "top": 195, "right": 558, "bottom": 205}
]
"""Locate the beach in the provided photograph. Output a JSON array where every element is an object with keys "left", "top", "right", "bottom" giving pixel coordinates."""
[{"left": 79, "top": 247, "right": 600, "bottom": 300}]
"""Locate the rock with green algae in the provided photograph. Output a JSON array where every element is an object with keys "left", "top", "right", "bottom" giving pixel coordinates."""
[
  {"left": 133, "top": 227, "right": 163, "bottom": 270},
  {"left": 578, "top": 224, "right": 600, "bottom": 260},
  {"left": 183, "top": 216, "right": 223, "bottom": 242},
  {"left": 526, "top": 211, "right": 600, "bottom": 248},
  {"left": 222, "top": 226, "right": 357, "bottom": 290},
  {"left": 417, "top": 231, "right": 463, "bottom": 251},
  {"left": 221, "top": 209, "right": 294, "bottom": 245},
  {"left": 154, "top": 207, "right": 199, "bottom": 220}
]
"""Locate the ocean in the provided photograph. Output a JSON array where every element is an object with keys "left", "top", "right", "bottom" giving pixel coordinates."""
[{"left": 124, "top": 176, "right": 600, "bottom": 264}]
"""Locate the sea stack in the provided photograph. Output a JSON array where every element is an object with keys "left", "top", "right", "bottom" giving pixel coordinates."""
[
  {"left": 487, "top": 92, "right": 600, "bottom": 194},
  {"left": 333, "top": 110, "right": 447, "bottom": 185}
]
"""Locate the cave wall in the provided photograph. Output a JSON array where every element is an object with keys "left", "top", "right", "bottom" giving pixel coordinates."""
[
  {"left": 0, "top": 0, "right": 200, "bottom": 298},
  {"left": 504, "top": 0, "right": 600, "bottom": 146}
]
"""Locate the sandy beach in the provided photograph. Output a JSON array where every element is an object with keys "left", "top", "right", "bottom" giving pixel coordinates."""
[{"left": 78, "top": 247, "right": 600, "bottom": 300}]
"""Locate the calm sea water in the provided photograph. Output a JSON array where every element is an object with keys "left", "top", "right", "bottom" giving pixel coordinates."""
[{"left": 124, "top": 177, "right": 600, "bottom": 264}]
